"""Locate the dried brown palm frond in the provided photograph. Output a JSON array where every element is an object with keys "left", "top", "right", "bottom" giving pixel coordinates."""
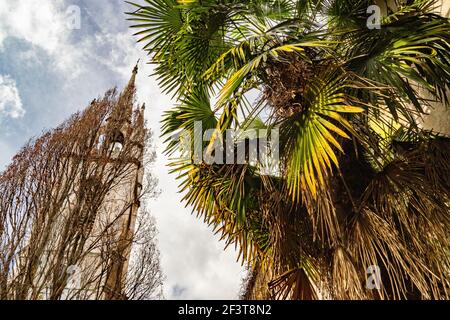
[
  {"left": 269, "top": 265, "right": 320, "bottom": 300},
  {"left": 304, "top": 182, "right": 342, "bottom": 246},
  {"left": 345, "top": 208, "right": 424, "bottom": 299},
  {"left": 355, "top": 136, "right": 450, "bottom": 299},
  {"left": 241, "top": 260, "right": 273, "bottom": 300},
  {"left": 331, "top": 245, "right": 367, "bottom": 299}
]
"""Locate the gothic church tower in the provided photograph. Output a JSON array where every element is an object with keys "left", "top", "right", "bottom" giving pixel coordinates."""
[{"left": 98, "top": 64, "right": 147, "bottom": 299}]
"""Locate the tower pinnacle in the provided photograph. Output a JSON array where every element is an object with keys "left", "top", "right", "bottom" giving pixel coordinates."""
[
  {"left": 127, "top": 60, "right": 139, "bottom": 90},
  {"left": 108, "top": 63, "right": 140, "bottom": 129}
]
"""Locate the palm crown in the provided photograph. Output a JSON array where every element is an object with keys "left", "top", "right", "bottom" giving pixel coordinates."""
[{"left": 128, "top": 0, "right": 450, "bottom": 299}]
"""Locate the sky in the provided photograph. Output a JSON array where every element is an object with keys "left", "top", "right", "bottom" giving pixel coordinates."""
[{"left": 0, "top": 0, "right": 244, "bottom": 300}]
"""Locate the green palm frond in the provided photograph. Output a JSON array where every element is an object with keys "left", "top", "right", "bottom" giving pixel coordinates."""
[
  {"left": 126, "top": 0, "right": 184, "bottom": 53},
  {"left": 130, "top": 0, "right": 450, "bottom": 300},
  {"left": 174, "top": 163, "right": 264, "bottom": 262},
  {"left": 204, "top": 38, "right": 332, "bottom": 153},
  {"left": 343, "top": 9, "right": 450, "bottom": 120},
  {"left": 281, "top": 71, "right": 364, "bottom": 200},
  {"left": 215, "top": 42, "right": 325, "bottom": 106},
  {"left": 161, "top": 86, "right": 217, "bottom": 156},
  {"left": 128, "top": 0, "right": 230, "bottom": 96}
]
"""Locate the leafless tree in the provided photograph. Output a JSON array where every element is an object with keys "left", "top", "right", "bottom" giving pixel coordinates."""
[{"left": 0, "top": 70, "right": 164, "bottom": 300}]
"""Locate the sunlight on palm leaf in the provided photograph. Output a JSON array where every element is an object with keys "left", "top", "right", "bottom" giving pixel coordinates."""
[
  {"left": 129, "top": 0, "right": 450, "bottom": 300},
  {"left": 282, "top": 71, "right": 364, "bottom": 200}
]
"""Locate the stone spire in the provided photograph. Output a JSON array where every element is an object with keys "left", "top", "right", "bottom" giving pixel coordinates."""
[
  {"left": 108, "top": 62, "right": 139, "bottom": 129},
  {"left": 102, "top": 64, "right": 146, "bottom": 300}
]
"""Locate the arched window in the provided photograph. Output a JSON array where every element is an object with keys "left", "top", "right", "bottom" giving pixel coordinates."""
[
  {"left": 111, "top": 142, "right": 123, "bottom": 153},
  {"left": 110, "top": 130, "right": 125, "bottom": 153}
]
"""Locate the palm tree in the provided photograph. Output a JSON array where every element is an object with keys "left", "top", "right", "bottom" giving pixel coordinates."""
[{"left": 127, "top": 0, "right": 450, "bottom": 299}]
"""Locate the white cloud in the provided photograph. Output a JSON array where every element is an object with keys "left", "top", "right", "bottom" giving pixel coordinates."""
[
  {"left": 0, "top": 0, "right": 79, "bottom": 79},
  {"left": 0, "top": 1, "right": 136, "bottom": 79},
  {"left": 0, "top": 0, "right": 69, "bottom": 52},
  {"left": 0, "top": 75, "right": 25, "bottom": 118}
]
